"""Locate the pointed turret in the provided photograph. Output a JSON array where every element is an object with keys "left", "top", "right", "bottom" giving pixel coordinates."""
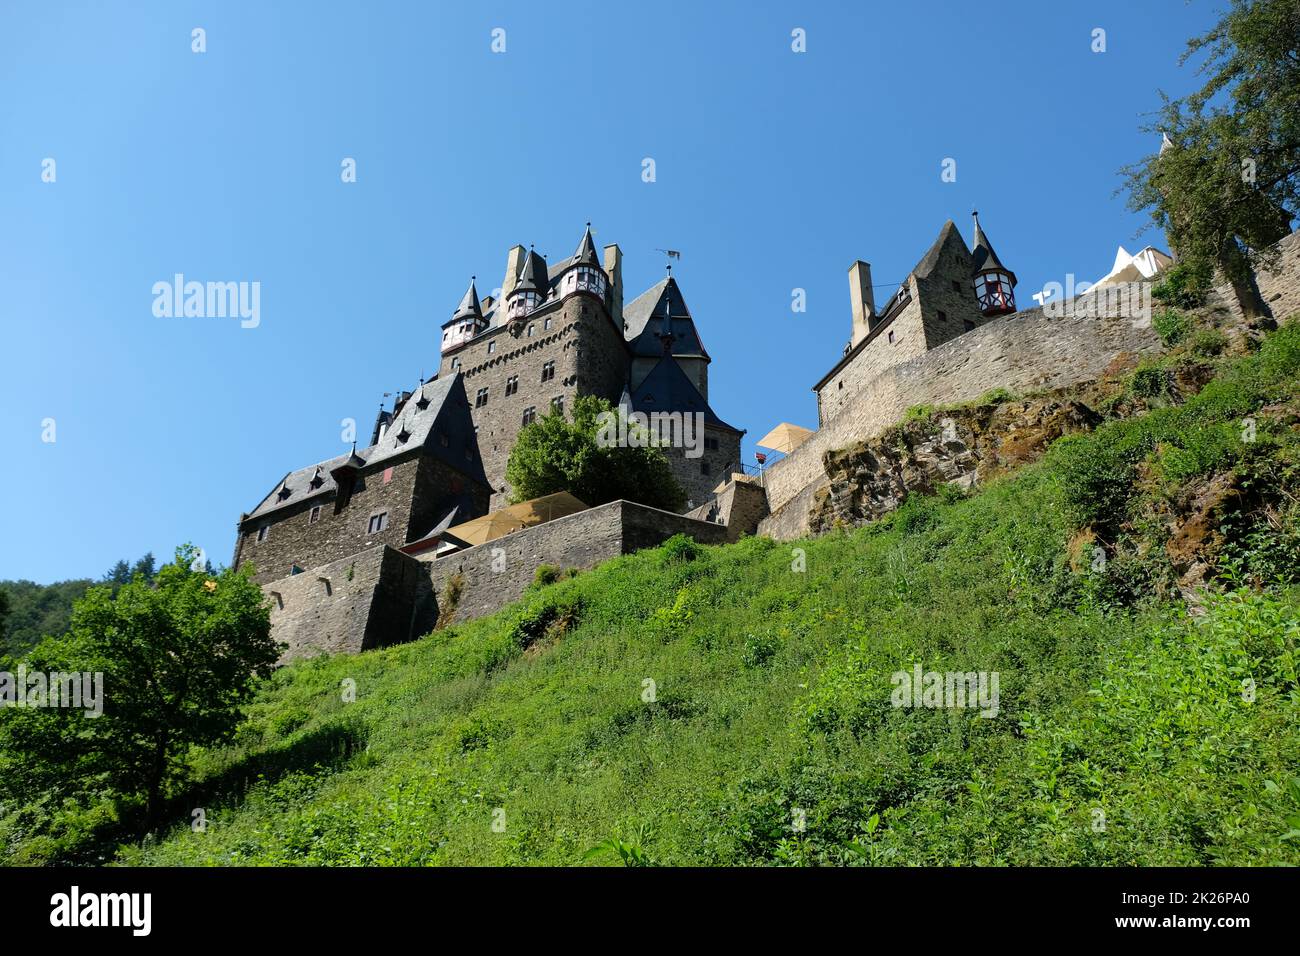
[
  {"left": 572, "top": 222, "right": 600, "bottom": 267},
  {"left": 441, "top": 276, "right": 488, "bottom": 351},
  {"left": 507, "top": 248, "right": 548, "bottom": 319},
  {"left": 970, "top": 211, "right": 1017, "bottom": 317},
  {"left": 556, "top": 223, "right": 610, "bottom": 302},
  {"left": 451, "top": 276, "right": 482, "bottom": 322}
]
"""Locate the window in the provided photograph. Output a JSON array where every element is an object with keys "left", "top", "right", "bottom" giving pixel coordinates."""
[
  {"left": 527, "top": 324, "right": 535, "bottom": 337},
  {"left": 290, "top": 564, "right": 303, "bottom": 575},
  {"left": 508, "top": 290, "right": 540, "bottom": 318},
  {"left": 522, "top": 406, "right": 537, "bottom": 426},
  {"left": 551, "top": 396, "right": 564, "bottom": 414},
  {"left": 705, "top": 436, "right": 720, "bottom": 451},
  {"left": 487, "top": 340, "right": 496, "bottom": 355},
  {"left": 256, "top": 525, "right": 269, "bottom": 542},
  {"left": 451, "top": 357, "right": 460, "bottom": 370},
  {"left": 505, "top": 375, "right": 519, "bottom": 396},
  {"left": 888, "top": 330, "right": 896, "bottom": 344},
  {"left": 368, "top": 512, "right": 388, "bottom": 534},
  {"left": 475, "top": 387, "right": 489, "bottom": 408},
  {"left": 938, "top": 310, "right": 947, "bottom": 324},
  {"left": 974, "top": 271, "right": 1015, "bottom": 313},
  {"left": 544, "top": 317, "right": 552, "bottom": 331},
  {"left": 541, "top": 361, "right": 556, "bottom": 383},
  {"left": 309, "top": 505, "right": 322, "bottom": 524}
]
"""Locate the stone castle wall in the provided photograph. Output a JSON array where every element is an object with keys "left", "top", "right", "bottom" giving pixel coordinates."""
[
  {"left": 265, "top": 544, "right": 435, "bottom": 662},
  {"left": 425, "top": 499, "right": 729, "bottom": 627},
  {"left": 1247, "top": 229, "right": 1300, "bottom": 324},
  {"left": 759, "top": 282, "right": 1166, "bottom": 538}
]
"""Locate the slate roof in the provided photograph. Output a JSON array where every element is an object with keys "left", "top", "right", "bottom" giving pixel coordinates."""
[
  {"left": 623, "top": 276, "right": 710, "bottom": 359},
  {"left": 629, "top": 354, "right": 741, "bottom": 433},
  {"left": 244, "top": 373, "right": 486, "bottom": 522},
  {"left": 446, "top": 277, "right": 482, "bottom": 325},
  {"left": 970, "top": 214, "right": 1015, "bottom": 282}
]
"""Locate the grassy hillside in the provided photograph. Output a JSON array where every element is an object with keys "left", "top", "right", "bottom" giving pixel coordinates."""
[{"left": 7, "top": 322, "right": 1300, "bottom": 867}]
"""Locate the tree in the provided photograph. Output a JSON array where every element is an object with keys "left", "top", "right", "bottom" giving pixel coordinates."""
[
  {"left": 505, "top": 395, "right": 686, "bottom": 512},
  {"left": 0, "top": 545, "right": 278, "bottom": 828},
  {"left": 103, "top": 559, "right": 132, "bottom": 586},
  {"left": 1123, "top": 0, "right": 1298, "bottom": 318},
  {"left": 130, "top": 552, "right": 157, "bottom": 583},
  {"left": 0, "top": 586, "right": 8, "bottom": 647}
]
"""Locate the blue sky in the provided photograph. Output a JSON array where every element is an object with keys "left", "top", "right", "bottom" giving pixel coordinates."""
[{"left": 1, "top": 0, "right": 1223, "bottom": 583}]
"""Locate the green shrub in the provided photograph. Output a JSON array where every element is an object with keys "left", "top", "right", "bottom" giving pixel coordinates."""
[
  {"left": 1153, "top": 307, "right": 1191, "bottom": 347},
  {"left": 1152, "top": 261, "right": 1213, "bottom": 309},
  {"left": 532, "top": 564, "right": 560, "bottom": 588}
]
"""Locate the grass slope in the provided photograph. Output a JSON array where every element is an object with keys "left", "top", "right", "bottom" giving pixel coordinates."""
[{"left": 13, "top": 323, "right": 1300, "bottom": 867}]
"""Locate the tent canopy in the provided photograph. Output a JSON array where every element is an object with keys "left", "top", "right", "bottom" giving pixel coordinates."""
[
  {"left": 756, "top": 422, "right": 815, "bottom": 454},
  {"left": 445, "top": 491, "right": 589, "bottom": 547}
]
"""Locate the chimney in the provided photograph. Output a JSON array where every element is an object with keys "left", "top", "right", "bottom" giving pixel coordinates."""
[
  {"left": 848, "top": 260, "right": 875, "bottom": 347},
  {"left": 501, "top": 244, "right": 526, "bottom": 301},
  {"left": 603, "top": 243, "right": 624, "bottom": 326}
]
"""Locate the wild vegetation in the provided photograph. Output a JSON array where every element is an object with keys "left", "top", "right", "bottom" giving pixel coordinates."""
[{"left": 4, "top": 318, "right": 1297, "bottom": 867}]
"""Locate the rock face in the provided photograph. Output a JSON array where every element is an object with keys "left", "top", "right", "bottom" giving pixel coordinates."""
[{"left": 808, "top": 397, "right": 1102, "bottom": 533}]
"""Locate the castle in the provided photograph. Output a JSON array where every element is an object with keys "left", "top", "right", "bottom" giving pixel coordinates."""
[
  {"left": 232, "top": 226, "right": 747, "bottom": 658},
  {"left": 231, "top": 212, "right": 1300, "bottom": 661}
]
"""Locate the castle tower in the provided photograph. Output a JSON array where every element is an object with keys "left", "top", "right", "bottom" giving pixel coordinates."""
[
  {"left": 506, "top": 248, "right": 549, "bottom": 322},
  {"left": 441, "top": 277, "right": 486, "bottom": 351},
  {"left": 555, "top": 223, "right": 609, "bottom": 301},
  {"left": 970, "top": 211, "right": 1017, "bottom": 317}
]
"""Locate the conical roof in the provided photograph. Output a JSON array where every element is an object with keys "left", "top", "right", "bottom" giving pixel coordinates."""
[
  {"left": 570, "top": 223, "right": 600, "bottom": 268},
  {"left": 513, "top": 249, "right": 548, "bottom": 296},
  {"left": 970, "top": 212, "right": 1015, "bottom": 283},
  {"left": 451, "top": 277, "right": 482, "bottom": 322}
]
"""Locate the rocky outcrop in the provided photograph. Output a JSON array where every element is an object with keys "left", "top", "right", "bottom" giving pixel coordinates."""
[{"left": 808, "top": 397, "right": 1102, "bottom": 533}]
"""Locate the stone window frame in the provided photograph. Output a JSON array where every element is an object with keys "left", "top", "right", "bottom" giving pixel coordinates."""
[
  {"left": 544, "top": 317, "right": 553, "bottom": 331},
  {"left": 527, "top": 323, "right": 535, "bottom": 337},
  {"left": 505, "top": 375, "right": 519, "bottom": 396},
  {"left": 475, "top": 386, "right": 489, "bottom": 408},
  {"left": 367, "top": 511, "right": 389, "bottom": 534},
  {"left": 488, "top": 340, "right": 496, "bottom": 355},
  {"left": 256, "top": 524, "right": 270, "bottom": 542},
  {"left": 308, "top": 505, "right": 322, "bottom": 525},
  {"left": 541, "top": 360, "right": 556, "bottom": 383},
  {"left": 522, "top": 406, "right": 537, "bottom": 426}
]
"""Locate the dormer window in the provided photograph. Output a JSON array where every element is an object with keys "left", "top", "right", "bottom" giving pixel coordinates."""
[
  {"left": 277, "top": 485, "right": 292, "bottom": 501},
  {"left": 415, "top": 394, "right": 429, "bottom": 410},
  {"left": 396, "top": 425, "right": 411, "bottom": 444}
]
